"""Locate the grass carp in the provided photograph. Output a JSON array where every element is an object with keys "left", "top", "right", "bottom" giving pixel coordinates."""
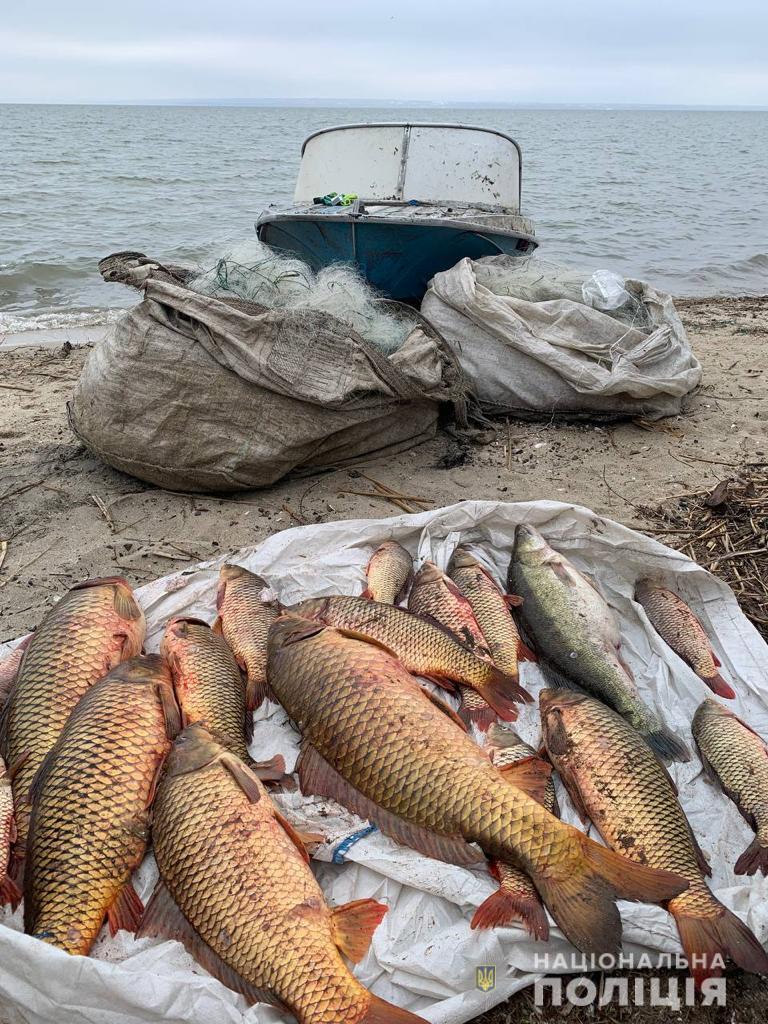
[{"left": 362, "top": 541, "right": 413, "bottom": 604}]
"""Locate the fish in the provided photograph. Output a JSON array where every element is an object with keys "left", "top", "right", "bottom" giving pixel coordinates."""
[
  {"left": 471, "top": 725, "right": 558, "bottom": 939},
  {"left": 214, "top": 563, "right": 278, "bottom": 711},
  {"left": 635, "top": 579, "right": 735, "bottom": 699},
  {"left": 407, "top": 561, "right": 496, "bottom": 730},
  {"left": 289, "top": 595, "right": 530, "bottom": 721},
  {"left": 507, "top": 525, "right": 689, "bottom": 762},
  {"left": 0, "top": 758, "right": 19, "bottom": 907},
  {"left": 448, "top": 546, "right": 535, "bottom": 678},
  {"left": 0, "top": 636, "right": 31, "bottom": 707},
  {"left": 267, "top": 616, "right": 688, "bottom": 957},
  {"left": 140, "top": 724, "right": 427, "bottom": 1024},
  {"left": 0, "top": 576, "right": 146, "bottom": 882},
  {"left": 362, "top": 541, "right": 413, "bottom": 604},
  {"left": 24, "top": 656, "right": 179, "bottom": 955},
  {"left": 692, "top": 699, "right": 768, "bottom": 876},
  {"left": 540, "top": 688, "right": 768, "bottom": 985},
  {"left": 162, "top": 616, "right": 252, "bottom": 762}
]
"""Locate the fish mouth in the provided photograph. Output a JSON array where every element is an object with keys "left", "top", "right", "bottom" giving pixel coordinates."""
[{"left": 513, "top": 524, "right": 549, "bottom": 559}]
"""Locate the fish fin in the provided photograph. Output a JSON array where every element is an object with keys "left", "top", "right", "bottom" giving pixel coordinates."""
[
  {"left": 701, "top": 672, "right": 736, "bottom": 700},
  {"left": 422, "top": 688, "right": 469, "bottom": 732},
  {"left": 220, "top": 753, "right": 264, "bottom": 803},
  {"left": 359, "top": 994, "right": 429, "bottom": 1024},
  {"left": 735, "top": 837, "right": 768, "bottom": 876},
  {"left": 297, "top": 742, "right": 484, "bottom": 867},
  {"left": 517, "top": 639, "right": 537, "bottom": 663},
  {"left": 272, "top": 806, "right": 312, "bottom": 863},
  {"left": 360, "top": 586, "right": 375, "bottom": 600},
  {"left": 249, "top": 753, "right": 295, "bottom": 789},
  {"left": 245, "top": 675, "right": 273, "bottom": 712},
  {"left": 530, "top": 831, "right": 688, "bottom": 957},
  {"left": 498, "top": 756, "right": 553, "bottom": 806},
  {"left": 211, "top": 615, "right": 224, "bottom": 635},
  {"left": 474, "top": 666, "right": 533, "bottom": 719},
  {"left": 712, "top": 652, "right": 722, "bottom": 668},
  {"left": 537, "top": 658, "right": 585, "bottom": 692},
  {"left": 471, "top": 863, "right": 549, "bottom": 940},
  {"left": 644, "top": 725, "right": 690, "bottom": 764},
  {"left": 106, "top": 881, "right": 144, "bottom": 937},
  {"left": 144, "top": 757, "right": 167, "bottom": 810},
  {"left": 457, "top": 689, "right": 497, "bottom": 732},
  {"left": 333, "top": 627, "right": 401, "bottom": 661},
  {"left": 157, "top": 680, "right": 182, "bottom": 740},
  {"left": 137, "top": 881, "right": 284, "bottom": 1008},
  {"left": 504, "top": 594, "right": 524, "bottom": 608},
  {"left": 0, "top": 873, "right": 21, "bottom": 908},
  {"left": 672, "top": 902, "right": 768, "bottom": 987},
  {"left": 330, "top": 898, "right": 388, "bottom": 963},
  {"left": 110, "top": 583, "right": 144, "bottom": 622}
]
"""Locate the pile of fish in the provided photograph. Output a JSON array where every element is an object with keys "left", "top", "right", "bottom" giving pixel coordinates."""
[{"left": 1, "top": 524, "right": 767, "bottom": 1021}]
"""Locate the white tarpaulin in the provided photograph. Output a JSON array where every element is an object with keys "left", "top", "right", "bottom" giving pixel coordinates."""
[{"left": 1, "top": 500, "right": 767, "bottom": 1024}]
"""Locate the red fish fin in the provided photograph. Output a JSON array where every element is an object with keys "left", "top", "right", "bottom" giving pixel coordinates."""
[
  {"left": 702, "top": 672, "right": 736, "bottom": 700},
  {"left": 672, "top": 903, "right": 768, "bottom": 987},
  {"left": 107, "top": 881, "right": 144, "bottom": 937},
  {"left": 457, "top": 689, "right": 497, "bottom": 733},
  {"left": 138, "top": 881, "right": 285, "bottom": 1008},
  {"left": 250, "top": 753, "right": 295, "bottom": 790},
  {"left": 517, "top": 639, "right": 538, "bottom": 663},
  {"left": 498, "top": 756, "right": 553, "bottom": 806},
  {"left": 474, "top": 667, "right": 532, "bottom": 721},
  {"left": 330, "top": 898, "right": 388, "bottom": 963},
  {"left": 504, "top": 594, "right": 524, "bottom": 607},
  {"left": 245, "top": 675, "right": 273, "bottom": 712},
  {"left": 471, "top": 863, "right": 549, "bottom": 940},
  {"left": 297, "top": 742, "right": 484, "bottom": 867},
  {"left": 271, "top": 806, "right": 313, "bottom": 862},
  {"left": 712, "top": 652, "right": 722, "bottom": 668},
  {"left": 211, "top": 615, "right": 224, "bottom": 635},
  {"left": 735, "top": 837, "right": 768, "bottom": 876},
  {"left": 360, "top": 586, "right": 375, "bottom": 600},
  {"left": 360, "top": 994, "right": 428, "bottom": 1023},
  {"left": 530, "top": 832, "right": 688, "bottom": 956},
  {"left": 220, "top": 753, "right": 264, "bottom": 803},
  {"left": 422, "top": 687, "right": 468, "bottom": 731},
  {"left": 0, "top": 873, "right": 21, "bottom": 908},
  {"left": 157, "top": 680, "right": 182, "bottom": 739}
]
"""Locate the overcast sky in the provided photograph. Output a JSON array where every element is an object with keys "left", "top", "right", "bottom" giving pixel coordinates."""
[{"left": 2, "top": 0, "right": 767, "bottom": 106}]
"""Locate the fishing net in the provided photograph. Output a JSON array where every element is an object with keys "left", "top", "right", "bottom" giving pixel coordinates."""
[{"left": 188, "top": 240, "right": 413, "bottom": 355}]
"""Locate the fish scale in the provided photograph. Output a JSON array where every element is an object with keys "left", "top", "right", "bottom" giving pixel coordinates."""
[
  {"left": 692, "top": 699, "right": 768, "bottom": 875},
  {"left": 0, "top": 578, "right": 146, "bottom": 875},
  {"left": 268, "top": 617, "right": 689, "bottom": 956},
  {"left": 24, "top": 656, "right": 175, "bottom": 954},
  {"left": 214, "top": 563, "right": 277, "bottom": 709},
  {"left": 149, "top": 727, "right": 423, "bottom": 1024}
]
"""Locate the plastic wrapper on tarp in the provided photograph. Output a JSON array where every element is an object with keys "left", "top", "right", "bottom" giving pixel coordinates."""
[
  {"left": 421, "top": 256, "right": 702, "bottom": 420},
  {"left": 1, "top": 500, "right": 767, "bottom": 1024}
]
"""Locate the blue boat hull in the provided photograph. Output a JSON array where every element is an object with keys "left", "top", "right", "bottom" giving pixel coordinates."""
[{"left": 256, "top": 216, "right": 537, "bottom": 303}]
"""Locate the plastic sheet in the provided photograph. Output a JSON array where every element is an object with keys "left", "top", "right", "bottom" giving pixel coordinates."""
[{"left": 1, "top": 500, "right": 767, "bottom": 1024}]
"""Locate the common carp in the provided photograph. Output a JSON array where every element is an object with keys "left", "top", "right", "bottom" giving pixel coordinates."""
[
  {"left": 162, "top": 616, "right": 252, "bottom": 762},
  {"left": 0, "top": 577, "right": 146, "bottom": 880},
  {"left": 407, "top": 561, "right": 495, "bottom": 730},
  {"left": 140, "top": 724, "right": 427, "bottom": 1024},
  {"left": 635, "top": 580, "right": 735, "bottom": 699},
  {"left": 290, "top": 595, "right": 529, "bottom": 721},
  {"left": 24, "top": 656, "right": 178, "bottom": 954},
  {"left": 540, "top": 688, "right": 768, "bottom": 985},
  {"left": 362, "top": 541, "right": 413, "bottom": 604},
  {"left": 471, "top": 726, "right": 558, "bottom": 939},
  {"left": 0, "top": 758, "right": 19, "bottom": 906},
  {"left": 508, "top": 525, "right": 689, "bottom": 762},
  {"left": 267, "top": 617, "right": 687, "bottom": 956},
  {"left": 214, "top": 564, "right": 278, "bottom": 710},
  {"left": 0, "top": 636, "right": 31, "bottom": 707},
  {"left": 448, "top": 547, "right": 533, "bottom": 677},
  {"left": 693, "top": 699, "right": 768, "bottom": 876}
]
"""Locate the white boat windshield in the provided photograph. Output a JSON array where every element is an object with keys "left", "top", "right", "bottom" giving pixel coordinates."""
[{"left": 294, "top": 123, "right": 522, "bottom": 211}]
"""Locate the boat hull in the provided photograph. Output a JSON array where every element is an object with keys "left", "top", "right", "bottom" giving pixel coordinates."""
[{"left": 256, "top": 214, "right": 537, "bottom": 304}]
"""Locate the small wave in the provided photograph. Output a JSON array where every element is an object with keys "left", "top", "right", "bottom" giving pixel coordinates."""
[{"left": 0, "top": 308, "right": 124, "bottom": 334}]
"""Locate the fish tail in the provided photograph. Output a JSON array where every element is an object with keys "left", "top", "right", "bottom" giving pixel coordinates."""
[
  {"left": 457, "top": 687, "right": 497, "bottom": 732},
  {"left": 359, "top": 994, "right": 429, "bottom": 1023},
  {"left": 672, "top": 902, "right": 768, "bottom": 987},
  {"left": 643, "top": 723, "right": 690, "bottom": 763},
  {"left": 701, "top": 672, "right": 736, "bottom": 700},
  {"left": 471, "top": 864, "right": 549, "bottom": 940},
  {"left": 528, "top": 829, "right": 688, "bottom": 956},
  {"left": 0, "top": 872, "right": 21, "bottom": 908},
  {"left": 734, "top": 836, "right": 768, "bottom": 876},
  {"left": 473, "top": 665, "right": 532, "bottom": 722}
]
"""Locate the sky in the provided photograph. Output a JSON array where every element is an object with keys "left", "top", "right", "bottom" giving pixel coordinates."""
[{"left": 2, "top": 0, "right": 767, "bottom": 107}]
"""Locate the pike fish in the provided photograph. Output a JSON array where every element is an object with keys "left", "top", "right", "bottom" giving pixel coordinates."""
[
  {"left": 24, "top": 656, "right": 179, "bottom": 954},
  {"left": 508, "top": 525, "right": 689, "bottom": 762},
  {"left": 407, "top": 561, "right": 496, "bottom": 730},
  {"left": 362, "top": 541, "right": 413, "bottom": 604},
  {"left": 692, "top": 699, "right": 768, "bottom": 876},
  {"left": 635, "top": 580, "right": 735, "bottom": 699},
  {"left": 290, "top": 595, "right": 530, "bottom": 721},
  {"left": 0, "top": 758, "right": 19, "bottom": 907},
  {"left": 162, "top": 616, "right": 251, "bottom": 762},
  {"left": 214, "top": 563, "right": 278, "bottom": 711},
  {"left": 471, "top": 726, "right": 558, "bottom": 939},
  {"left": 541, "top": 688, "right": 768, "bottom": 985},
  {"left": 267, "top": 617, "right": 688, "bottom": 956},
  {"left": 140, "top": 724, "right": 427, "bottom": 1024},
  {"left": 448, "top": 546, "right": 533, "bottom": 678},
  {"left": 0, "top": 576, "right": 146, "bottom": 880}
]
